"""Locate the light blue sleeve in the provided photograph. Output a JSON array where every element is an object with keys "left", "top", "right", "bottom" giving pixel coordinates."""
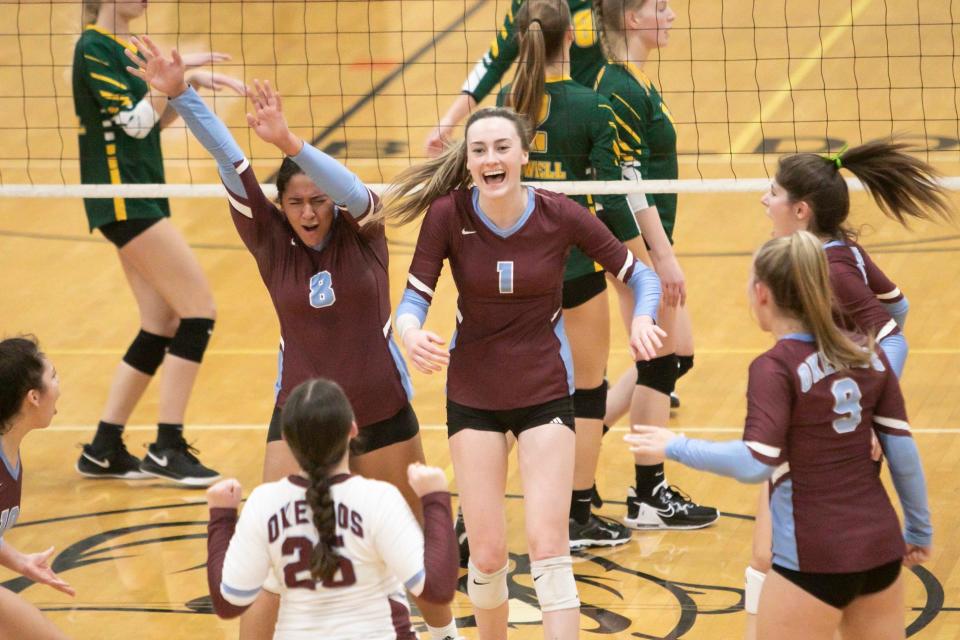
[
  {"left": 396, "top": 289, "right": 430, "bottom": 326},
  {"left": 666, "top": 437, "right": 775, "bottom": 484},
  {"left": 168, "top": 86, "right": 246, "bottom": 197},
  {"left": 883, "top": 296, "right": 909, "bottom": 329},
  {"left": 291, "top": 143, "right": 371, "bottom": 218},
  {"left": 625, "top": 260, "right": 662, "bottom": 321},
  {"left": 878, "top": 432, "right": 932, "bottom": 546}
]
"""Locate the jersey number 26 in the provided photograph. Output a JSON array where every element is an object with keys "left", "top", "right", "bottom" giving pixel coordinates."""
[{"left": 282, "top": 535, "right": 356, "bottom": 589}]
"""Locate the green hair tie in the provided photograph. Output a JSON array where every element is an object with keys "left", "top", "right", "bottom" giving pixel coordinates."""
[{"left": 825, "top": 143, "right": 848, "bottom": 169}]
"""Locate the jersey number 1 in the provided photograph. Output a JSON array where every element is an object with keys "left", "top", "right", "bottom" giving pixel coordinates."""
[
  {"left": 497, "top": 261, "right": 514, "bottom": 294},
  {"left": 282, "top": 535, "right": 356, "bottom": 589},
  {"left": 830, "top": 378, "right": 863, "bottom": 434}
]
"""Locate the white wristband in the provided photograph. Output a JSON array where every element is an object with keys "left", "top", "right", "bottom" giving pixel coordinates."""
[{"left": 395, "top": 314, "right": 422, "bottom": 342}]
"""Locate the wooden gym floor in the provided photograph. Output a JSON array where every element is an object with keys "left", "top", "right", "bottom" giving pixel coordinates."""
[{"left": 0, "top": 1, "right": 958, "bottom": 637}]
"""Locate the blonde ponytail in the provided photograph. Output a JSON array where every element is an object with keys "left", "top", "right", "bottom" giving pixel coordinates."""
[{"left": 754, "top": 231, "right": 873, "bottom": 370}]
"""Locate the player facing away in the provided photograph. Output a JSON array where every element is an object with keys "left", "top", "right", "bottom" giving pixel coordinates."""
[
  {"left": 73, "top": 1, "right": 245, "bottom": 485},
  {"left": 388, "top": 107, "right": 664, "bottom": 640},
  {"left": 626, "top": 231, "right": 933, "bottom": 640},
  {"left": 0, "top": 337, "right": 75, "bottom": 640},
  {"left": 591, "top": 0, "right": 711, "bottom": 529},
  {"left": 205, "top": 379, "right": 459, "bottom": 640},
  {"left": 493, "top": 0, "right": 641, "bottom": 549},
  {"left": 741, "top": 140, "right": 953, "bottom": 629},
  {"left": 126, "top": 36, "right": 461, "bottom": 640}
]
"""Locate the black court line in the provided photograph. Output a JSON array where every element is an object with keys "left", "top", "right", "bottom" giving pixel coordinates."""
[{"left": 263, "top": 0, "right": 490, "bottom": 183}]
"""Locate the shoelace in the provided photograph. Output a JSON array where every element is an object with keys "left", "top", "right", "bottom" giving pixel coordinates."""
[{"left": 659, "top": 484, "right": 696, "bottom": 513}]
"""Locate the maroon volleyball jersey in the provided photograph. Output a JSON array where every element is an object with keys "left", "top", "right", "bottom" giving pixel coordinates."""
[
  {"left": 0, "top": 449, "right": 22, "bottom": 542},
  {"left": 743, "top": 335, "right": 910, "bottom": 572},
  {"left": 223, "top": 159, "right": 411, "bottom": 428},
  {"left": 824, "top": 240, "right": 901, "bottom": 340},
  {"left": 405, "top": 187, "right": 642, "bottom": 410}
]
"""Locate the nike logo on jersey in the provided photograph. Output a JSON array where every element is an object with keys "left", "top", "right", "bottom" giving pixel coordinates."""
[
  {"left": 461, "top": 228, "right": 477, "bottom": 235},
  {"left": 82, "top": 452, "right": 111, "bottom": 469},
  {"left": 147, "top": 451, "right": 168, "bottom": 467}
]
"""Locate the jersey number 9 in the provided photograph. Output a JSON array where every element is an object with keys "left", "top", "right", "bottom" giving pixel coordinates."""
[
  {"left": 830, "top": 378, "right": 863, "bottom": 434},
  {"left": 282, "top": 535, "right": 357, "bottom": 589}
]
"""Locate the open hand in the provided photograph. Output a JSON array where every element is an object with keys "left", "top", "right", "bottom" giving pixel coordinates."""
[
  {"left": 180, "top": 51, "right": 232, "bottom": 69},
  {"left": 402, "top": 328, "right": 450, "bottom": 374},
  {"left": 246, "top": 79, "right": 301, "bottom": 155},
  {"left": 630, "top": 315, "right": 667, "bottom": 361},
  {"left": 623, "top": 424, "right": 678, "bottom": 463},
  {"left": 21, "top": 547, "right": 74, "bottom": 597}
]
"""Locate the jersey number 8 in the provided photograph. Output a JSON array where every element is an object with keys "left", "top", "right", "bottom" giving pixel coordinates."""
[
  {"left": 309, "top": 270, "right": 336, "bottom": 309},
  {"left": 282, "top": 535, "right": 357, "bottom": 589}
]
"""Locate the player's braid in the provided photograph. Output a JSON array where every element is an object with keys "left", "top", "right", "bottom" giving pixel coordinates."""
[
  {"left": 594, "top": 0, "right": 645, "bottom": 63},
  {"left": 280, "top": 378, "right": 355, "bottom": 583},
  {"left": 305, "top": 459, "right": 342, "bottom": 581}
]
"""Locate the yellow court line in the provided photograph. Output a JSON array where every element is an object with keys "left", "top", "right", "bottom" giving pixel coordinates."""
[{"left": 730, "top": 0, "right": 874, "bottom": 155}]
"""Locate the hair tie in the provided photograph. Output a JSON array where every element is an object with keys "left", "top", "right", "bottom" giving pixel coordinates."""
[{"left": 824, "top": 143, "right": 848, "bottom": 170}]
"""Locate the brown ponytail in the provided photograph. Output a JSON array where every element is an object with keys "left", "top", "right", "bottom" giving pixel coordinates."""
[
  {"left": 754, "top": 231, "right": 873, "bottom": 370},
  {"left": 383, "top": 106, "right": 531, "bottom": 224},
  {"left": 281, "top": 378, "right": 355, "bottom": 582},
  {"left": 776, "top": 140, "right": 954, "bottom": 240},
  {"left": 82, "top": 1, "right": 102, "bottom": 25},
  {"left": 506, "top": 0, "right": 571, "bottom": 126}
]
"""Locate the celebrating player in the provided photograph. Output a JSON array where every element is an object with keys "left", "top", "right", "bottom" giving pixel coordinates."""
[
  {"left": 205, "top": 378, "right": 458, "bottom": 639},
  {"left": 743, "top": 140, "right": 953, "bottom": 626},
  {"left": 73, "top": 1, "right": 245, "bottom": 485},
  {"left": 389, "top": 106, "right": 663, "bottom": 639},
  {"left": 627, "top": 231, "right": 933, "bottom": 640},
  {"left": 127, "top": 35, "right": 462, "bottom": 640},
  {"left": 0, "top": 337, "right": 74, "bottom": 640},
  {"left": 493, "top": 0, "right": 642, "bottom": 549},
  {"left": 592, "top": 0, "right": 711, "bottom": 530}
]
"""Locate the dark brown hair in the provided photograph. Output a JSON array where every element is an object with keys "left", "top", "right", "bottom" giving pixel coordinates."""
[
  {"left": 505, "top": 0, "right": 571, "bottom": 126},
  {"left": 275, "top": 156, "right": 307, "bottom": 203},
  {"left": 754, "top": 231, "right": 872, "bottom": 370},
  {"left": 776, "top": 140, "right": 953, "bottom": 240},
  {"left": 280, "top": 378, "right": 354, "bottom": 582},
  {"left": 382, "top": 107, "right": 532, "bottom": 224},
  {"left": 0, "top": 336, "right": 46, "bottom": 433}
]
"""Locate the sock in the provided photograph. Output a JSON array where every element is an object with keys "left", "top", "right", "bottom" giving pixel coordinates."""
[
  {"left": 570, "top": 488, "right": 593, "bottom": 524},
  {"left": 156, "top": 423, "right": 184, "bottom": 449},
  {"left": 91, "top": 421, "right": 124, "bottom": 451},
  {"left": 426, "top": 620, "right": 459, "bottom": 640},
  {"left": 635, "top": 463, "right": 665, "bottom": 497}
]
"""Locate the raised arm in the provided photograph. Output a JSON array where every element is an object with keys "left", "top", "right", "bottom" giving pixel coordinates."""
[{"left": 246, "top": 80, "right": 375, "bottom": 221}]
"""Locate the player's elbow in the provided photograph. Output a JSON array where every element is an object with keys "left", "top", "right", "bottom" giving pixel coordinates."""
[{"left": 736, "top": 464, "right": 775, "bottom": 484}]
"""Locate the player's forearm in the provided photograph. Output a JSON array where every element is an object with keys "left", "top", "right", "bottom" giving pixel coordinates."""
[
  {"left": 625, "top": 258, "right": 661, "bottom": 321},
  {"left": 417, "top": 491, "right": 458, "bottom": 603},
  {"left": 396, "top": 290, "right": 430, "bottom": 340},
  {"left": 438, "top": 93, "right": 478, "bottom": 131},
  {"left": 878, "top": 433, "right": 933, "bottom": 546},
  {"left": 291, "top": 143, "right": 373, "bottom": 218},
  {"left": 666, "top": 438, "right": 775, "bottom": 483},
  {"left": 883, "top": 296, "right": 909, "bottom": 329},
  {"left": 635, "top": 207, "right": 674, "bottom": 262},
  {"left": 0, "top": 540, "right": 26, "bottom": 574},
  {"left": 206, "top": 507, "right": 251, "bottom": 619}
]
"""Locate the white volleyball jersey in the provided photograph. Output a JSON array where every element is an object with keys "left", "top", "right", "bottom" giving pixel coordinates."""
[{"left": 220, "top": 474, "right": 426, "bottom": 640}]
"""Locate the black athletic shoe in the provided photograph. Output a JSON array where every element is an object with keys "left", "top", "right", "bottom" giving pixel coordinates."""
[
  {"left": 590, "top": 483, "right": 604, "bottom": 509},
  {"left": 76, "top": 442, "right": 151, "bottom": 479},
  {"left": 624, "top": 482, "right": 719, "bottom": 530},
  {"left": 569, "top": 513, "right": 632, "bottom": 550},
  {"left": 455, "top": 506, "right": 470, "bottom": 568},
  {"left": 140, "top": 440, "right": 220, "bottom": 487},
  {"left": 670, "top": 392, "right": 681, "bottom": 409}
]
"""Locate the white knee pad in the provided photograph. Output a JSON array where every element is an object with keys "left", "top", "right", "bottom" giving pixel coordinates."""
[
  {"left": 467, "top": 559, "right": 509, "bottom": 610},
  {"left": 530, "top": 555, "right": 580, "bottom": 612},
  {"left": 744, "top": 565, "right": 766, "bottom": 615}
]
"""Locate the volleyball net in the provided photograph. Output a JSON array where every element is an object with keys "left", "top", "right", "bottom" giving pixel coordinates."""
[{"left": 2, "top": 0, "right": 959, "bottom": 198}]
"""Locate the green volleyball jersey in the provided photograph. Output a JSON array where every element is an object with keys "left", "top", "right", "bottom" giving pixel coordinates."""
[
  {"left": 465, "top": 0, "right": 604, "bottom": 103},
  {"left": 72, "top": 25, "right": 169, "bottom": 230},
  {"left": 497, "top": 77, "right": 639, "bottom": 281},
  {"left": 595, "top": 61, "right": 679, "bottom": 241}
]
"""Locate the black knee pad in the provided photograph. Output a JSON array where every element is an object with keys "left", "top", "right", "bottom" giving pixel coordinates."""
[
  {"left": 122, "top": 329, "right": 171, "bottom": 375},
  {"left": 168, "top": 317, "right": 215, "bottom": 363},
  {"left": 573, "top": 381, "right": 608, "bottom": 419},
  {"left": 635, "top": 354, "right": 679, "bottom": 396},
  {"left": 677, "top": 354, "right": 695, "bottom": 379}
]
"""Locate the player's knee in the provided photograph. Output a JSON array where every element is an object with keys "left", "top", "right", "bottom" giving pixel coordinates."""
[
  {"left": 530, "top": 555, "right": 580, "bottom": 612},
  {"left": 466, "top": 559, "right": 509, "bottom": 610},
  {"left": 167, "top": 317, "right": 215, "bottom": 363},
  {"left": 636, "top": 354, "right": 679, "bottom": 396},
  {"left": 750, "top": 546, "right": 772, "bottom": 574},
  {"left": 526, "top": 533, "right": 569, "bottom": 563},
  {"left": 573, "top": 381, "right": 607, "bottom": 420},
  {"left": 122, "top": 329, "right": 172, "bottom": 375},
  {"left": 744, "top": 565, "right": 766, "bottom": 615}
]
